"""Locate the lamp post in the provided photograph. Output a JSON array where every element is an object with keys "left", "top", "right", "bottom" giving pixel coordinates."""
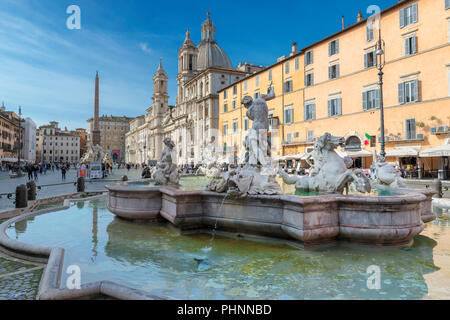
[
  {"left": 17, "top": 106, "right": 22, "bottom": 174},
  {"left": 375, "top": 28, "right": 386, "bottom": 161}
]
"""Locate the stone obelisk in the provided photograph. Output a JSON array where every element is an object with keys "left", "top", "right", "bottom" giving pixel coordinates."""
[{"left": 92, "top": 71, "right": 101, "bottom": 146}]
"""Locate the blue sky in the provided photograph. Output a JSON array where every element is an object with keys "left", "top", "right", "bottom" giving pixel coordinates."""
[{"left": 0, "top": 0, "right": 395, "bottom": 130}]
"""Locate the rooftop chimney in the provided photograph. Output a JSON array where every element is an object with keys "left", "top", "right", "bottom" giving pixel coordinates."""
[
  {"left": 357, "top": 11, "right": 363, "bottom": 22},
  {"left": 342, "top": 16, "right": 345, "bottom": 30},
  {"left": 290, "top": 41, "right": 298, "bottom": 56}
]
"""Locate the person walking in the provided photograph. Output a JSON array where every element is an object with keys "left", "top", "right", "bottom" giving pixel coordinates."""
[
  {"left": 61, "top": 166, "right": 66, "bottom": 180},
  {"left": 33, "top": 164, "right": 39, "bottom": 181},
  {"left": 26, "top": 165, "right": 33, "bottom": 180}
]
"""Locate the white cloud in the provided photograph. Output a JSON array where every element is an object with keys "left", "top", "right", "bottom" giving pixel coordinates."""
[{"left": 139, "top": 42, "right": 153, "bottom": 54}]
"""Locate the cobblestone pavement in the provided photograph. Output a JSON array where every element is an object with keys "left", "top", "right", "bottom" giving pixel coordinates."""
[
  {"left": 0, "top": 254, "right": 44, "bottom": 300},
  {"left": 0, "top": 168, "right": 142, "bottom": 211}
]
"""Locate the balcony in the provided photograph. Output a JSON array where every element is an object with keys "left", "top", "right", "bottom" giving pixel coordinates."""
[
  {"left": 430, "top": 126, "right": 449, "bottom": 135},
  {"left": 379, "top": 134, "right": 425, "bottom": 143}
]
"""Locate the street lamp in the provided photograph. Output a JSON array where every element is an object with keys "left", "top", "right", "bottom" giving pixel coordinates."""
[
  {"left": 376, "top": 28, "right": 386, "bottom": 161},
  {"left": 17, "top": 106, "right": 22, "bottom": 174}
]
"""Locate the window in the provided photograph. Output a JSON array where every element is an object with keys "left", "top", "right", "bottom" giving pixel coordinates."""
[
  {"left": 268, "top": 69, "right": 272, "bottom": 81},
  {"left": 446, "top": 0, "right": 450, "bottom": 9},
  {"left": 294, "top": 132, "right": 299, "bottom": 138},
  {"left": 305, "top": 73, "right": 314, "bottom": 87},
  {"left": 223, "top": 103, "right": 228, "bottom": 113},
  {"left": 232, "top": 100, "right": 236, "bottom": 110},
  {"left": 328, "top": 98, "right": 342, "bottom": 117},
  {"left": 254, "top": 92, "right": 260, "bottom": 99},
  {"left": 223, "top": 143, "right": 227, "bottom": 154},
  {"left": 399, "top": 79, "right": 419, "bottom": 104},
  {"left": 305, "top": 50, "right": 313, "bottom": 65},
  {"left": 224, "top": 90, "right": 227, "bottom": 99},
  {"left": 363, "top": 89, "right": 380, "bottom": 110},
  {"left": 244, "top": 117, "right": 249, "bottom": 131},
  {"left": 400, "top": 3, "right": 418, "bottom": 28},
  {"left": 284, "top": 106, "right": 293, "bottom": 124},
  {"left": 370, "top": 136, "right": 376, "bottom": 147},
  {"left": 329, "top": 39, "right": 339, "bottom": 56},
  {"left": 364, "top": 51, "right": 377, "bottom": 68},
  {"left": 307, "top": 130, "right": 314, "bottom": 142},
  {"left": 255, "top": 75, "right": 259, "bottom": 87},
  {"left": 244, "top": 80, "right": 247, "bottom": 91},
  {"left": 304, "top": 102, "right": 316, "bottom": 121},
  {"left": 232, "top": 120, "right": 238, "bottom": 133},
  {"left": 286, "top": 133, "right": 292, "bottom": 143},
  {"left": 295, "top": 57, "right": 299, "bottom": 70},
  {"left": 328, "top": 64, "right": 340, "bottom": 79},
  {"left": 233, "top": 85, "right": 237, "bottom": 95},
  {"left": 404, "top": 35, "right": 417, "bottom": 56},
  {"left": 405, "top": 118, "right": 416, "bottom": 140},
  {"left": 284, "top": 80, "right": 293, "bottom": 93},
  {"left": 285, "top": 61, "right": 290, "bottom": 74},
  {"left": 366, "top": 22, "right": 375, "bottom": 42}
]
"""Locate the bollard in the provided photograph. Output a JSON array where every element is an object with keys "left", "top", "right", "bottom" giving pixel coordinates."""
[
  {"left": 433, "top": 179, "right": 443, "bottom": 198},
  {"left": 26, "top": 181, "right": 37, "bottom": 201},
  {"left": 15, "top": 184, "right": 28, "bottom": 209},
  {"left": 122, "top": 175, "right": 128, "bottom": 182},
  {"left": 77, "top": 177, "right": 85, "bottom": 193}
]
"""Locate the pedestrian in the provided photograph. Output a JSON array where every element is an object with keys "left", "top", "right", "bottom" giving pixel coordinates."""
[
  {"left": 33, "top": 165, "right": 38, "bottom": 181},
  {"left": 26, "top": 165, "right": 33, "bottom": 180},
  {"left": 61, "top": 166, "right": 66, "bottom": 180}
]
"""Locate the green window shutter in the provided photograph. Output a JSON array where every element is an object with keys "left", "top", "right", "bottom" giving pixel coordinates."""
[
  {"left": 446, "top": 0, "right": 450, "bottom": 10},
  {"left": 335, "top": 40, "right": 339, "bottom": 54},
  {"left": 364, "top": 53, "right": 368, "bottom": 68},
  {"left": 398, "top": 82, "right": 405, "bottom": 104},
  {"left": 363, "top": 91, "right": 368, "bottom": 110},
  {"left": 404, "top": 38, "right": 410, "bottom": 55},
  {"left": 328, "top": 100, "right": 332, "bottom": 117},
  {"left": 372, "top": 52, "right": 377, "bottom": 66},
  {"left": 412, "top": 36, "right": 417, "bottom": 53},
  {"left": 375, "top": 89, "right": 381, "bottom": 109},
  {"left": 412, "top": 3, "right": 418, "bottom": 23},
  {"left": 304, "top": 105, "right": 307, "bottom": 120},
  {"left": 400, "top": 8, "right": 405, "bottom": 28},
  {"left": 328, "top": 42, "right": 332, "bottom": 56},
  {"left": 336, "top": 65, "right": 340, "bottom": 78},
  {"left": 312, "top": 104, "right": 315, "bottom": 120},
  {"left": 413, "top": 79, "right": 419, "bottom": 102},
  {"left": 337, "top": 98, "right": 342, "bottom": 115},
  {"left": 328, "top": 66, "right": 332, "bottom": 79}
]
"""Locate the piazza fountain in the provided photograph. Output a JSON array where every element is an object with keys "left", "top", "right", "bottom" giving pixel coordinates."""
[
  {"left": 106, "top": 85, "right": 435, "bottom": 248},
  {"left": 0, "top": 85, "right": 440, "bottom": 300}
]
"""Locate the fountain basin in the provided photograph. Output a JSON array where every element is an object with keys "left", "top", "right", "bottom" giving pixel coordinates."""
[{"left": 106, "top": 182, "right": 434, "bottom": 247}]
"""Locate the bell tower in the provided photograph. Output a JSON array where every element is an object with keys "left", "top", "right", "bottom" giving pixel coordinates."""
[
  {"left": 176, "top": 27, "right": 198, "bottom": 104},
  {"left": 152, "top": 59, "right": 169, "bottom": 116}
]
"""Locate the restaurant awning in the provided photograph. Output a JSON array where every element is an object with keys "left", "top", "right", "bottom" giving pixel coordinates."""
[
  {"left": 386, "top": 147, "right": 420, "bottom": 157},
  {"left": 0, "top": 158, "right": 19, "bottom": 163},
  {"left": 419, "top": 144, "right": 450, "bottom": 157},
  {"left": 336, "top": 150, "right": 373, "bottom": 158}
]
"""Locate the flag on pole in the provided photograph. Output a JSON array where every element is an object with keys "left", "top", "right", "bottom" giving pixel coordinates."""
[{"left": 364, "top": 133, "right": 371, "bottom": 146}]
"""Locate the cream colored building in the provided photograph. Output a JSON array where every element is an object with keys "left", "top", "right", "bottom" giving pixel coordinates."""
[{"left": 36, "top": 122, "right": 80, "bottom": 164}]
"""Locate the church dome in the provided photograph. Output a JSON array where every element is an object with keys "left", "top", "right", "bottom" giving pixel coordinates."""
[{"left": 196, "top": 12, "right": 233, "bottom": 70}]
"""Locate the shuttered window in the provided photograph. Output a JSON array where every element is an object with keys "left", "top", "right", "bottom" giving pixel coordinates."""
[
  {"left": 305, "top": 51, "right": 313, "bottom": 65},
  {"left": 223, "top": 104, "right": 228, "bottom": 113},
  {"left": 446, "top": 0, "right": 450, "bottom": 9},
  {"left": 329, "top": 64, "right": 340, "bottom": 79},
  {"left": 295, "top": 57, "right": 300, "bottom": 71},
  {"left": 328, "top": 40, "right": 339, "bottom": 56},
  {"left": 268, "top": 69, "right": 272, "bottom": 81},
  {"left": 284, "top": 107, "right": 293, "bottom": 124},
  {"left": 362, "top": 89, "right": 380, "bottom": 111},
  {"left": 328, "top": 98, "right": 342, "bottom": 117},
  {"left": 404, "top": 35, "right": 417, "bottom": 56},
  {"left": 405, "top": 118, "right": 416, "bottom": 140},
  {"left": 285, "top": 62, "right": 290, "bottom": 74},
  {"left": 222, "top": 123, "right": 228, "bottom": 135},
  {"left": 305, "top": 73, "right": 314, "bottom": 87},
  {"left": 366, "top": 22, "right": 375, "bottom": 42},
  {"left": 232, "top": 100, "right": 236, "bottom": 110},
  {"left": 400, "top": 3, "right": 418, "bottom": 28},
  {"left": 244, "top": 80, "right": 247, "bottom": 91},
  {"left": 364, "top": 51, "right": 377, "bottom": 68},
  {"left": 398, "top": 79, "right": 420, "bottom": 104},
  {"left": 255, "top": 75, "right": 259, "bottom": 87},
  {"left": 304, "top": 103, "right": 316, "bottom": 121},
  {"left": 284, "top": 80, "right": 293, "bottom": 93}
]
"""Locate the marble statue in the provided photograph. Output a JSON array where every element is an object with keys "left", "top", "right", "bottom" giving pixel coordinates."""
[
  {"left": 371, "top": 156, "right": 406, "bottom": 189},
  {"left": 196, "top": 136, "right": 222, "bottom": 179},
  {"left": 80, "top": 143, "right": 105, "bottom": 164},
  {"left": 206, "top": 83, "right": 282, "bottom": 197},
  {"left": 278, "top": 133, "right": 371, "bottom": 194},
  {"left": 154, "top": 138, "right": 180, "bottom": 185}
]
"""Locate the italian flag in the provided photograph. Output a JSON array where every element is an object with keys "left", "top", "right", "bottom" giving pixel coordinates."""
[{"left": 364, "top": 133, "right": 371, "bottom": 146}]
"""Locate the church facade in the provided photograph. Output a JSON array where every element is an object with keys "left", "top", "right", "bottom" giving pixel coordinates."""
[{"left": 125, "top": 13, "right": 260, "bottom": 165}]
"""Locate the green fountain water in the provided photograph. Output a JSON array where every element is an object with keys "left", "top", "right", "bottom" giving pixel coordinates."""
[{"left": 6, "top": 196, "right": 450, "bottom": 300}]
